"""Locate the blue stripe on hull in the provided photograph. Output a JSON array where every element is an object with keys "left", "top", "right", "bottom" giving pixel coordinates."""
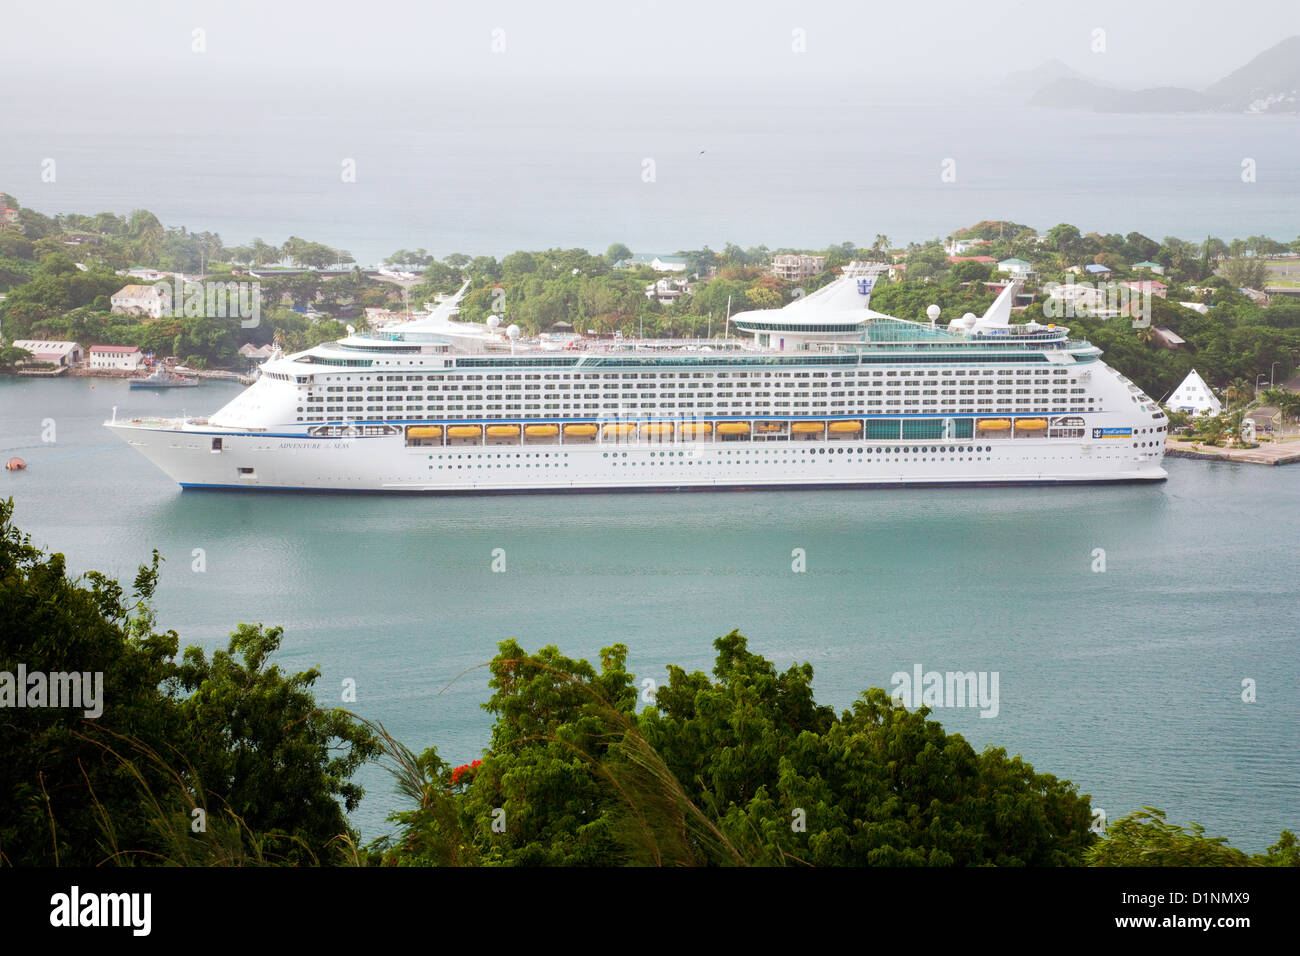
[{"left": 179, "top": 475, "right": 1166, "bottom": 495}]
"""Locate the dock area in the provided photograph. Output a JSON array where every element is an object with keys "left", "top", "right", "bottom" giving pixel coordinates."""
[{"left": 1166, "top": 440, "right": 1300, "bottom": 466}]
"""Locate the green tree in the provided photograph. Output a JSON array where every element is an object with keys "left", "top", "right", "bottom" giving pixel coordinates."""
[
  {"left": 1221, "top": 256, "right": 1269, "bottom": 290},
  {"left": 1087, "top": 808, "right": 1252, "bottom": 866},
  {"left": 379, "top": 632, "right": 1098, "bottom": 867},
  {"left": 0, "top": 500, "right": 379, "bottom": 866}
]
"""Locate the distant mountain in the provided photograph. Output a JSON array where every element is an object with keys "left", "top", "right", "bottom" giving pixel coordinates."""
[
  {"left": 1029, "top": 79, "right": 1210, "bottom": 113},
  {"left": 1204, "top": 35, "right": 1300, "bottom": 111},
  {"left": 1022, "top": 36, "right": 1300, "bottom": 113},
  {"left": 998, "top": 58, "right": 1091, "bottom": 91}
]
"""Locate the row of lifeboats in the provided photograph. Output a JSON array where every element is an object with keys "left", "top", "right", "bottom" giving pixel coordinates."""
[
  {"left": 406, "top": 419, "right": 1053, "bottom": 445},
  {"left": 977, "top": 419, "right": 1047, "bottom": 432},
  {"left": 408, "top": 420, "right": 872, "bottom": 442}
]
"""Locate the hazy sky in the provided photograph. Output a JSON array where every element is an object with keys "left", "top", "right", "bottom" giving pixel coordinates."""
[{"left": 5, "top": 0, "right": 1298, "bottom": 92}]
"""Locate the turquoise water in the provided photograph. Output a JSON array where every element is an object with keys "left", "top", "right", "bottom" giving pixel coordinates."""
[{"left": 2, "top": 376, "right": 1297, "bottom": 852}]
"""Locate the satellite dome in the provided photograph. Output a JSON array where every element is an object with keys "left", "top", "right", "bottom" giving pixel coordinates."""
[
  {"left": 926, "top": 304, "right": 941, "bottom": 321},
  {"left": 506, "top": 324, "right": 521, "bottom": 340},
  {"left": 487, "top": 315, "right": 501, "bottom": 329}
]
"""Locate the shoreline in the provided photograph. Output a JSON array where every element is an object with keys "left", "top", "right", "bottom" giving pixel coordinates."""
[{"left": 1166, "top": 440, "right": 1300, "bottom": 465}]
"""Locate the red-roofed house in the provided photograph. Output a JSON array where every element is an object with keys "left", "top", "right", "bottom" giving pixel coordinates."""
[
  {"left": 1123, "top": 279, "right": 1167, "bottom": 299},
  {"left": 89, "top": 345, "right": 144, "bottom": 370}
]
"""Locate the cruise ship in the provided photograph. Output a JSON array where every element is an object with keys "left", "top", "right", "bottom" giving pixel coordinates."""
[{"left": 105, "top": 264, "right": 1169, "bottom": 492}]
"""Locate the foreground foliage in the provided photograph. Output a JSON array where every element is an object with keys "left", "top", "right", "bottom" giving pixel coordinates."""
[
  {"left": 375, "top": 635, "right": 1100, "bottom": 866},
  {"left": 0, "top": 498, "right": 378, "bottom": 866}
]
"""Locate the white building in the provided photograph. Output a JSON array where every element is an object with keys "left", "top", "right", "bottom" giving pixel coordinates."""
[
  {"left": 88, "top": 345, "right": 144, "bottom": 370},
  {"left": 238, "top": 343, "right": 277, "bottom": 361},
  {"left": 771, "top": 254, "right": 826, "bottom": 281},
  {"left": 945, "top": 238, "right": 991, "bottom": 255},
  {"left": 997, "top": 257, "right": 1032, "bottom": 275},
  {"left": 10, "top": 339, "right": 83, "bottom": 366},
  {"left": 1166, "top": 369, "right": 1222, "bottom": 416},
  {"left": 620, "top": 254, "right": 689, "bottom": 273},
  {"left": 644, "top": 277, "right": 691, "bottom": 305},
  {"left": 110, "top": 284, "right": 168, "bottom": 318}
]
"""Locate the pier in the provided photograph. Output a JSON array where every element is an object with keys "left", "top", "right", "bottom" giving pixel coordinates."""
[{"left": 1166, "top": 439, "right": 1300, "bottom": 466}]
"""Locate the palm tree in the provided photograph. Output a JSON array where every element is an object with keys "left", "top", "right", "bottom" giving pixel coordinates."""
[{"left": 1223, "top": 377, "right": 1253, "bottom": 408}]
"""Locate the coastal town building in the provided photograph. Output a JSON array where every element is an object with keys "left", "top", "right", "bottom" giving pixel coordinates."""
[
  {"left": 110, "top": 284, "right": 168, "bottom": 318},
  {"left": 1123, "top": 279, "right": 1168, "bottom": 299},
  {"left": 771, "top": 254, "right": 826, "bottom": 281},
  {"left": 945, "top": 238, "right": 992, "bottom": 255},
  {"left": 10, "top": 339, "right": 83, "bottom": 366},
  {"left": 645, "top": 276, "right": 692, "bottom": 304},
  {"left": 1150, "top": 327, "right": 1186, "bottom": 350},
  {"left": 1166, "top": 369, "right": 1222, "bottom": 416},
  {"left": 88, "top": 345, "right": 144, "bottom": 371},
  {"left": 1132, "top": 260, "right": 1166, "bottom": 275},
  {"left": 617, "top": 254, "right": 689, "bottom": 273},
  {"left": 1084, "top": 264, "right": 1112, "bottom": 275},
  {"left": 238, "top": 343, "right": 277, "bottom": 361},
  {"left": 997, "top": 257, "right": 1032, "bottom": 275}
]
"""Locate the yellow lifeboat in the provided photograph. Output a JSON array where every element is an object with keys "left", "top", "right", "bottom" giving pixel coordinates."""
[
  {"left": 1016, "top": 419, "right": 1048, "bottom": 431},
  {"left": 563, "top": 424, "right": 598, "bottom": 437},
  {"left": 447, "top": 425, "right": 483, "bottom": 439},
  {"left": 640, "top": 422, "right": 674, "bottom": 436},
  {"left": 716, "top": 422, "right": 751, "bottom": 435},
  {"left": 524, "top": 424, "right": 559, "bottom": 438},
  {"left": 977, "top": 419, "right": 1011, "bottom": 431},
  {"left": 406, "top": 425, "right": 442, "bottom": 439},
  {"left": 792, "top": 421, "right": 825, "bottom": 434},
  {"left": 680, "top": 422, "right": 713, "bottom": 436},
  {"left": 602, "top": 423, "right": 636, "bottom": 438},
  {"left": 829, "top": 420, "right": 863, "bottom": 433},
  {"left": 486, "top": 424, "right": 521, "bottom": 438},
  {"left": 756, "top": 422, "right": 784, "bottom": 433}
]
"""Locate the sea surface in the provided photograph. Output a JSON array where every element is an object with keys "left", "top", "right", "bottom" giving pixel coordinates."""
[
  {"left": 3, "top": 83, "right": 1298, "bottom": 265},
  {"left": 1, "top": 375, "right": 1296, "bottom": 852}
]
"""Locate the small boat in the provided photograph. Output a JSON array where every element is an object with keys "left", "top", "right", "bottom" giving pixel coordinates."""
[
  {"left": 639, "top": 422, "right": 674, "bottom": 436},
  {"left": 130, "top": 368, "right": 198, "bottom": 389},
  {"left": 447, "top": 425, "right": 482, "bottom": 439},
  {"left": 563, "top": 424, "right": 598, "bottom": 437},
  {"left": 487, "top": 425, "right": 521, "bottom": 438},
  {"left": 524, "top": 424, "right": 559, "bottom": 438},
  {"left": 5, "top": 457, "right": 26, "bottom": 471},
  {"left": 716, "top": 422, "right": 751, "bottom": 435},
  {"left": 680, "top": 422, "right": 713, "bottom": 436},
  {"left": 602, "top": 423, "right": 636, "bottom": 437},
  {"left": 977, "top": 419, "right": 1011, "bottom": 431},
  {"left": 1015, "top": 419, "right": 1048, "bottom": 431},
  {"left": 792, "top": 421, "right": 825, "bottom": 434},
  {"left": 829, "top": 420, "right": 863, "bottom": 433},
  {"left": 406, "top": 425, "right": 443, "bottom": 439}
]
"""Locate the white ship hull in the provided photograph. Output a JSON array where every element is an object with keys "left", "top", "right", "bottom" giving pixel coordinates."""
[
  {"left": 110, "top": 422, "right": 1166, "bottom": 492},
  {"left": 106, "top": 267, "right": 1172, "bottom": 493}
]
